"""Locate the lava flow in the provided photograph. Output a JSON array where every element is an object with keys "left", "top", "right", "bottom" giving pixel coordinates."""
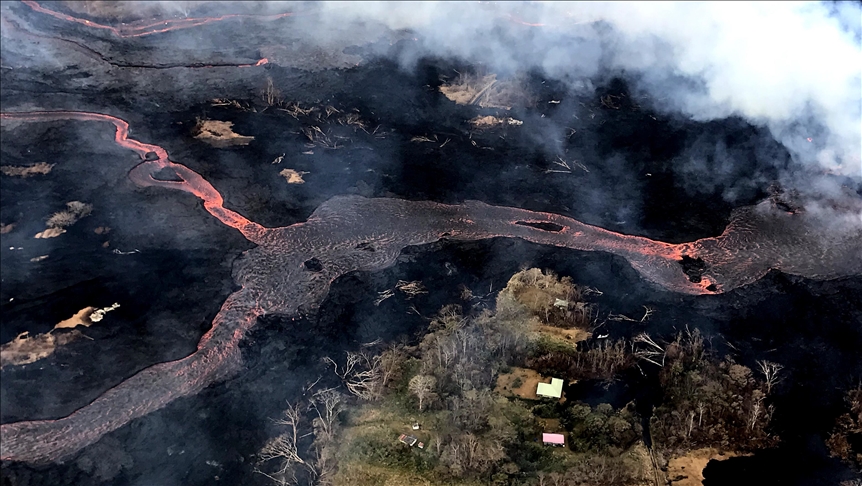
[
  {"left": 21, "top": 0, "right": 296, "bottom": 38},
  {"left": 0, "top": 112, "right": 265, "bottom": 242},
  {"left": 0, "top": 14, "right": 270, "bottom": 70},
  {"left": 0, "top": 112, "right": 859, "bottom": 464}
]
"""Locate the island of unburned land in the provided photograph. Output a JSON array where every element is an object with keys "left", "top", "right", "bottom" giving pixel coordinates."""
[{"left": 254, "top": 268, "right": 781, "bottom": 486}]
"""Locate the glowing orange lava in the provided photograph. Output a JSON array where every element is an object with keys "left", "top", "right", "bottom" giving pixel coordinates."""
[
  {"left": 1, "top": 109, "right": 858, "bottom": 464},
  {"left": 5, "top": 0, "right": 857, "bottom": 468},
  {"left": 21, "top": 1, "right": 295, "bottom": 38},
  {"left": 0, "top": 112, "right": 265, "bottom": 242},
  {"left": 0, "top": 13, "right": 269, "bottom": 70}
]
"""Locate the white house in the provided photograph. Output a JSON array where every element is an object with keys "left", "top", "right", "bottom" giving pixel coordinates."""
[{"left": 536, "top": 377, "right": 563, "bottom": 398}]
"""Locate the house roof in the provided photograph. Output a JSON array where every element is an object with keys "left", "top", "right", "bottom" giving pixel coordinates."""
[
  {"left": 542, "top": 433, "right": 565, "bottom": 444},
  {"left": 398, "top": 434, "right": 418, "bottom": 446},
  {"left": 536, "top": 377, "right": 564, "bottom": 398}
]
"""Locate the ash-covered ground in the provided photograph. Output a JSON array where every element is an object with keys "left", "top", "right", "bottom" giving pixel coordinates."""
[{"left": 1, "top": 2, "right": 861, "bottom": 486}]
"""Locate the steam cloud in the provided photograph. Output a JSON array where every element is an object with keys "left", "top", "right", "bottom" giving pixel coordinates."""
[
  {"left": 4, "top": 2, "right": 860, "bottom": 191},
  {"left": 298, "top": 2, "right": 861, "bottom": 179}
]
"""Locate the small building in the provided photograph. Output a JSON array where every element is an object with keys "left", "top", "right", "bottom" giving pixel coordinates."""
[
  {"left": 398, "top": 434, "right": 419, "bottom": 447},
  {"left": 536, "top": 377, "right": 564, "bottom": 398},
  {"left": 542, "top": 433, "right": 565, "bottom": 447},
  {"left": 412, "top": 422, "right": 421, "bottom": 430}
]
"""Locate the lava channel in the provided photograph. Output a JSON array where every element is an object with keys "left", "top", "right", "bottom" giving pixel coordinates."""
[{"left": 0, "top": 112, "right": 859, "bottom": 464}]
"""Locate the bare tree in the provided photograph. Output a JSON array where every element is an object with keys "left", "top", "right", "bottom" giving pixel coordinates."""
[
  {"left": 641, "top": 306, "right": 655, "bottom": 322},
  {"left": 374, "top": 288, "right": 394, "bottom": 306},
  {"left": 323, "top": 351, "right": 382, "bottom": 400},
  {"left": 396, "top": 280, "right": 428, "bottom": 298},
  {"left": 549, "top": 471, "right": 565, "bottom": 486},
  {"left": 323, "top": 352, "right": 358, "bottom": 379},
  {"left": 677, "top": 326, "right": 705, "bottom": 364},
  {"left": 608, "top": 306, "right": 654, "bottom": 323},
  {"left": 432, "top": 433, "right": 445, "bottom": 456},
  {"left": 464, "top": 433, "right": 480, "bottom": 468},
  {"left": 633, "top": 333, "right": 666, "bottom": 367},
  {"left": 262, "top": 77, "right": 282, "bottom": 107},
  {"left": 378, "top": 346, "right": 404, "bottom": 388},
  {"left": 311, "top": 445, "right": 336, "bottom": 486},
  {"left": 757, "top": 360, "right": 784, "bottom": 395},
  {"left": 408, "top": 374, "right": 437, "bottom": 411},
  {"left": 256, "top": 402, "right": 315, "bottom": 485},
  {"left": 535, "top": 471, "right": 547, "bottom": 486},
  {"left": 309, "top": 388, "right": 343, "bottom": 442},
  {"left": 749, "top": 398, "right": 762, "bottom": 431}
]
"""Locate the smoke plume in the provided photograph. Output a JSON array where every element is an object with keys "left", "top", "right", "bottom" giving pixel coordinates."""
[{"left": 294, "top": 2, "right": 860, "bottom": 179}]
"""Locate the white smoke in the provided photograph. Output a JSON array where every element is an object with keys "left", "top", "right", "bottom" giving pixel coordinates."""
[
  {"left": 5, "top": 1, "right": 860, "bottom": 177},
  {"left": 589, "top": 2, "right": 861, "bottom": 177},
  {"left": 302, "top": 1, "right": 861, "bottom": 177}
]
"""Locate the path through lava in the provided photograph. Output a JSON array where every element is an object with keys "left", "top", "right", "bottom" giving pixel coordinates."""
[{"left": 0, "top": 112, "right": 858, "bottom": 464}]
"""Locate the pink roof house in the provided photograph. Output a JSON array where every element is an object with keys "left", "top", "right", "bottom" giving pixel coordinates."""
[{"left": 542, "top": 433, "right": 565, "bottom": 446}]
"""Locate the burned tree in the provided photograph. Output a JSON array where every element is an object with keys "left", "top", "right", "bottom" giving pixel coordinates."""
[
  {"left": 408, "top": 374, "right": 438, "bottom": 411},
  {"left": 256, "top": 402, "right": 315, "bottom": 486},
  {"left": 649, "top": 329, "right": 778, "bottom": 455},
  {"left": 323, "top": 351, "right": 383, "bottom": 400},
  {"left": 827, "top": 385, "right": 862, "bottom": 468},
  {"left": 309, "top": 388, "right": 344, "bottom": 442},
  {"left": 757, "top": 360, "right": 784, "bottom": 395},
  {"left": 633, "top": 332, "right": 666, "bottom": 367}
]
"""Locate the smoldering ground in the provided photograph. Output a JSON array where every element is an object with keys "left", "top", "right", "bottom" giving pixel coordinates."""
[
  {"left": 273, "top": 1, "right": 862, "bottom": 177},
  {"left": 4, "top": 1, "right": 859, "bottom": 230}
]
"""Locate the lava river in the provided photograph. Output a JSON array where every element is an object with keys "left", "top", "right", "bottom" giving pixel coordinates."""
[{"left": 0, "top": 112, "right": 859, "bottom": 464}]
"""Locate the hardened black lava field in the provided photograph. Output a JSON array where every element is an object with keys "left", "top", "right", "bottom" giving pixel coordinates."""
[{"left": 1, "top": 2, "right": 861, "bottom": 486}]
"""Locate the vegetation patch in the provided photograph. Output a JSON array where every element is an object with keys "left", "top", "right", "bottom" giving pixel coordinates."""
[
  {"left": 279, "top": 168, "right": 309, "bottom": 184},
  {"left": 0, "top": 303, "right": 117, "bottom": 369},
  {"left": 469, "top": 116, "right": 523, "bottom": 129},
  {"left": 502, "top": 268, "right": 593, "bottom": 330},
  {"left": 192, "top": 119, "right": 254, "bottom": 148},
  {"left": 495, "top": 367, "right": 544, "bottom": 400},
  {"left": 0, "top": 162, "right": 54, "bottom": 177},
  {"left": 439, "top": 72, "right": 533, "bottom": 109},
  {"left": 0, "top": 331, "right": 82, "bottom": 369},
  {"left": 827, "top": 385, "right": 862, "bottom": 468},
  {"left": 34, "top": 200, "right": 93, "bottom": 239},
  {"left": 533, "top": 324, "right": 590, "bottom": 347},
  {"left": 255, "top": 268, "right": 654, "bottom": 485},
  {"left": 666, "top": 448, "right": 740, "bottom": 486},
  {"left": 649, "top": 329, "right": 779, "bottom": 456},
  {"left": 254, "top": 268, "right": 784, "bottom": 486}
]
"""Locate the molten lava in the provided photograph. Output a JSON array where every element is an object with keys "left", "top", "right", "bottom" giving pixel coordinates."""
[
  {"left": 2, "top": 0, "right": 859, "bottom": 469},
  {"left": 21, "top": 1, "right": 295, "bottom": 38},
  {"left": 0, "top": 110, "right": 859, "bottom": 463}
]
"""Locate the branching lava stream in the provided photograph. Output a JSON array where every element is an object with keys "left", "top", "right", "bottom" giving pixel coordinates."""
[{"left": 0, "top": 112, "right": 859, "bottom": 464}]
